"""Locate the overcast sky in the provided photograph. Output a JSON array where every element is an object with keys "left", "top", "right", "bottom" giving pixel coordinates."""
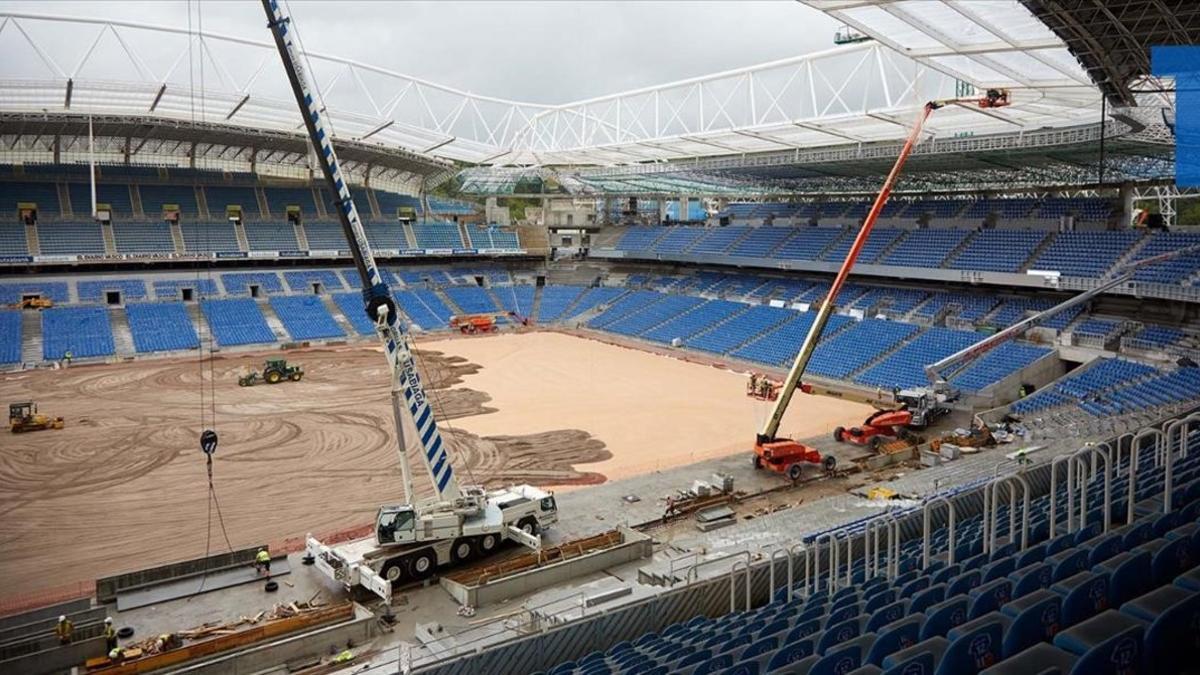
[{"left": 1, "top": 1, "right": 842, "bottom": 104}]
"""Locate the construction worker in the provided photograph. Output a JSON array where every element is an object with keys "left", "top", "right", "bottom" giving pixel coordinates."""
[
  {"left": 255, "top": 547, "right": 271, "bottom": 576},
  {"left": 1016, "top": 449, "right": 1031, "bottom": 469},
  {"left": 63, "top": 350, "right": 73, "bottom": 368},
  {"left": 154, "top": 633, "right": 180, "bottom": 653},
  {"left": 108, "top": 646, "right": 126, "bottom": 664},
  {"left": 333, "top": 650, "right": 354, "bottom": 664},
  {"left": 103, "top": 617, "right": 117, "bottom": 652},
  {"left": 55, "top": 615, "right": 73, "bottom": 644}
]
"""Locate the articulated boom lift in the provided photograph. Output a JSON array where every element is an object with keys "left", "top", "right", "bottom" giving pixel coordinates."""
[
  {"left": 753, "top": 95, "right": 1010, "bottom": 479},
  {"left": 262, "top": 0, "right": 556, "bottom": 601}
]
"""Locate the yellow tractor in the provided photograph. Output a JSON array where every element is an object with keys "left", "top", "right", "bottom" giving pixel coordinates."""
[{"left": 9, "top": 401, "right": 65, "bottom": 433}]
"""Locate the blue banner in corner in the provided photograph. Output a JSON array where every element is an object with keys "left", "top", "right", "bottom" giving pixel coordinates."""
[{"left": 1152, "top": 46, "right": 1200, "bottom": 187}]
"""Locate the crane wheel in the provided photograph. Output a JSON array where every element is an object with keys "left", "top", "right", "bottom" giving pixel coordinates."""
[
  {"left": 833, "top": 426, "right": 845, "bottom": 443},
  {"left": 823, "top": 455, "right": 837, "bottom": 473},
  {"left": 450, "top": 538, "right": 474, "bottom": 564},
  {"left": 752, "top": 455, "right": 763, "bottom": 470},
  {"left": 475, "top": 533, "right": 499, "bottom": 556},
  {"left": 518, "top": 517, "right": 540, "bottom": 536},
  {"left": 870, "top": 436, "right": 883, "bottom": 451},
  {"left": 382, "top": 559, "right": 406, "bottom": 583},
  {"left": 408, "top": 550, "right": 436, "bottom": 580},
  {"left": 787, "top": 463, "right": 803, "bottom": 481}
]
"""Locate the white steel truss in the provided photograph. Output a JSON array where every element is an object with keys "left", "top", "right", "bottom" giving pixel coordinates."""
[{"left": 0, "top": 3, "right": 1101, "bottom": 167}]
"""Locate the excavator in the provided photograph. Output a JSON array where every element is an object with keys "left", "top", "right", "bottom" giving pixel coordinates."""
[
  {"left": 260, "top": 0, "right": 556, "bottom": 602},
  {"left": 753, "top": 93, "right": 1012, "bottom": 480}
]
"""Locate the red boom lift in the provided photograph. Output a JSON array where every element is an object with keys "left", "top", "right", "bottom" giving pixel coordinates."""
[{"left": 752, "top": 93, "right": 1011, "bottom": 481}]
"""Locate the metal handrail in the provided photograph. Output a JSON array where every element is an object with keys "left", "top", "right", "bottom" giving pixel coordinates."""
[
  {"left": 730, "top": 559, "right": 752, "bottom": 613},
  {"left": 986, "top": 474, "right": 1030, "bottom": 553},
  {"left": 768, "top": 547, "right": 790, "bottom": 602},
  {"left": 1071, "top": 443, "right": 1112, "bottom": 533},
  {"left": 923, "top": 495, "right": 957, "bottom": 569},
  {"left": 814, "top": 531, "right": 839, "bottom": 596},
  {"left": 1133, "top": 427, "right": 1166, "bottom": 517},
  {"left": 1049, "top": 453, "right": 1077, "bottom": 538}
]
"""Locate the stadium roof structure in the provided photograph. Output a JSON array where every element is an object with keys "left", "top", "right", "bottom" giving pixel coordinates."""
[{"left": 0, "top": 0, "right": 1188, "bottom": 188}]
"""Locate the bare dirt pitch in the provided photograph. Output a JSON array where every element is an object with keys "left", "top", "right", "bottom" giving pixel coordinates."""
[{"left": 0, "top": 331, "right": 872, "bottom": 598}]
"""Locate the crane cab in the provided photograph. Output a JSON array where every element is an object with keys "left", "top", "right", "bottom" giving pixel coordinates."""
[{"left": 376, "top": 505, "right": 416, "bottom": 545}]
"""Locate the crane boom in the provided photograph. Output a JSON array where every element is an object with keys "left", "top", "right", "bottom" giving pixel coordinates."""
[
  {"left": 262, "top": 0, "right": 459, "bottom": 502},
  {"left": 925, "top": 242, "right": 1200, "bottom": 385},
  {"left": 758, "top": 101, "right": 941, "bottom": 444}
]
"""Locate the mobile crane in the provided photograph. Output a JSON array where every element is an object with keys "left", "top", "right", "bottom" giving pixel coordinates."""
[
  {"left": 260, "top": 0, "right": 557, "bottom": 603},
  {"left": 753, "top": 94, "right": 1012, "bottom": 479}
]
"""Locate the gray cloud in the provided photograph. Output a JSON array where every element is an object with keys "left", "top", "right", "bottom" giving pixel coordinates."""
[{"left": 0, "top": 0, "right": 841, "bottom": 104}]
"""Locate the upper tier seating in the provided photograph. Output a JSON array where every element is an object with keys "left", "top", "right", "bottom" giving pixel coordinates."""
[
  {"left": 411, "top": 222, "right": 464, "bottom": 249},
  {"left": 821, "top": 227, "right": 904, "bottom": 264},
  {"left": 0, "top": 311, "right": 21, "bottom": 363},
  {"left": 880, "top": 229, "right": 970, "bottom": 268},
  {"left": 262, "top": 187, "right": 318, "bottom": 219},
  {"left": 1131, "top": 232, "right": 1200, "bottom": 285},
  {"left": 244, "top": 222, "right": 299, "bottom": 251},
  {"left": 38, "top": 222, "right": 106, "bottom": 255},
  {"left": 1128, "top": 325, "right": 1186, "bottom": 349},
  {"left": 427, "top": 197, "right": 476, "bottom": 216},
  {"left": 270, "top": 295, "right": 344, "bottom": 340},
  {"left": 616, "top": 227, "right": 667, "bottom": 252},
  {"left": 373, "top": 190, "right": 421, "bottom": 219},
  {"left": 0, "top": 181, "right": 60, "bottom": 217},
  {"left": 652, "top": 227, "right": 706, "bottom": 255},
  {"left": 947, "top": 230, "right": 1047, "bottom": 273},
  {"left": 42, "top": 306, "right": 114, "bottom": 359},
  {"left": 205, "top": 186, "right": 262, "bottom": 219},
  {"left": 730, "top": 227, "right": 794, "bottom": 258},
  {"left": 364, "top": 222, "right": 407, "bottom": 250},
  {"left": 471, "top": 225, "right": 520, "bottom": 250},
  {"left": 67, "top": 183, "right": 133, "bottom": 218},
  {"left": 0, "top": 221, "right": 28, "bottom": 255},
  {"left": 125, "top": 302, "right": 199, "bottom": 353},
  {"left": 200, "top": 298, "right": 276, "bottom": 346},
  {"left": 139, "top": 185, "right": 198, "bottom": 216},
  {"left": 774, "top": 227, "right": 845, "bottom": 261},
  {"left": 180, "top": 222, "right": 241, "bottom": 253},
  {"left": 1028, "top": 231, "right": 1143, "bottom": 279},
  {"left": 112, "top": 222, "right": 176, "bottom": 253}
]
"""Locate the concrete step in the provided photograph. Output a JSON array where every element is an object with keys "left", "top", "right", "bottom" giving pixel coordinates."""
[
  {"left": 109, "top": 307, "right": 136, "bottom": 357},
  {"left": 257, "top": 300, "right": 291, "bottom": 341},
  {"left": 20, "top": 310, "right": 42, "bottom": 364}
]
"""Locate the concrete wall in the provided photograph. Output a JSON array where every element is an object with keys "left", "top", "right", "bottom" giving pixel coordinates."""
[
  {"left": 96, "top": 545, "right": 265, "bottom": 603},
  {"left": 966, "top": 350, "right": 1066, "bottom": 410},
  {"left": 0, "top": 635, "right": 106, "bottom": 675},
  {"left": 440, "top": 527, "right": 653, "bottom": 608},
  {"left": 167, "top": 606, "right": 376, "bottom": 675},
  {"left": 0, "top": 599, "right": 91, "bottom": 632},
  {"left": 0, "top": 607, "right": 106, "bottom": 647}
]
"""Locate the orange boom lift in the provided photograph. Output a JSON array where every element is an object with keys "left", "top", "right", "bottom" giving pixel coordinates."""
[{"left": 752, "top": 94, "right": 1010, "bottom": 480}]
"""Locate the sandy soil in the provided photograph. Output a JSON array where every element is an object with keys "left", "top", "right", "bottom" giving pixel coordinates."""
[
  {"left": 0, "top": 331, "right": 871, "bottom": 596},
  {"left": 421, "top": 332, "right": 875, "bottom": 482}
]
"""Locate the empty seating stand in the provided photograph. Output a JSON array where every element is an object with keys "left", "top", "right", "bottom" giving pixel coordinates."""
[
  {"left": 125, "top": 302, "right": 199, "bottom": 352},
  {"left": 948, "top": 230, "right": 1046, "bottom": 273},
  {"left": 38, "top": 222, "right": 106, "bottom": 255},
  {"left": 42, "top": 306, "right": 114, "bottom": 359},
  {"left": 537, "top": 286, "right": 587, "bottom": 322},
  {"left": 200, "top": 298, "right": 275, "bottom": 346},
  {"left": 269, "top": 295, "right": 344, "bottom": 340},
  {"left": 0, "top": 310, "right": 21, "bottom": 363},
  {"left": 535, "top": 408, "right": 1200, "bottom": 675},
  {"left": 112, "top": 222, "right": 175, "bottom": 253},
  {"left": 411, "top": 222, "right": 464, "bottom": 249}
]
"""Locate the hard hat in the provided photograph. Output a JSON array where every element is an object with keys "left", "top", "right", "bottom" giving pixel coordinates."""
[
  {"left": 58, "top": 615, "right": 66, "bottom": 622},
  {"left": 105, "top": 617, "right": 113, "bottom": 624}
]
